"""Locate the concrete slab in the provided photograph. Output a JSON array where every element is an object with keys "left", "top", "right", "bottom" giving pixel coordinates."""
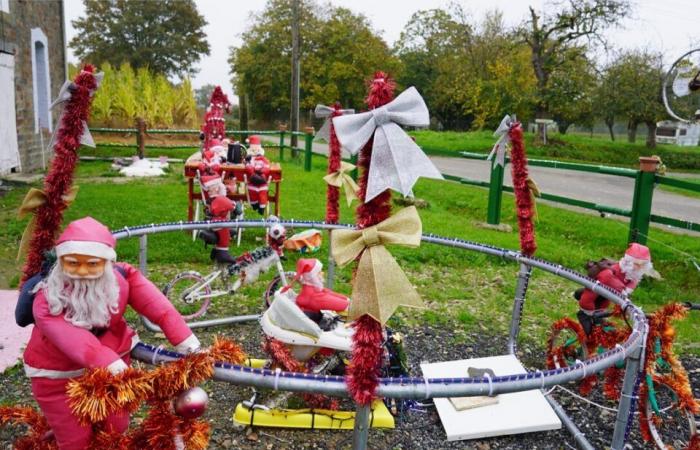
[
  {"left": 0, "top": 290, "right": 31, "bottom": 373},
  {"left": 421, "top": 354, "right": 561, "bottom": 441}
]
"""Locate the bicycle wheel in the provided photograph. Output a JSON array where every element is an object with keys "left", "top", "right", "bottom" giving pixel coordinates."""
[
  {"left": 547, "top": 319, "right": 588, "bottom": 369},
  {"left": 645, "top": 381, "right": 698, "bottom": 450},
  {"left": 262, "top": 271, "right": 296, "bottom": 309},
  {"left": 162, "top": 271, "right": 212, "bottom": 321}
]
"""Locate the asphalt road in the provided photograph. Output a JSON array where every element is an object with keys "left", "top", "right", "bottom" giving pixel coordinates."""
[{"left": 267, "top": 136, "right": 700, "bottom": 229}]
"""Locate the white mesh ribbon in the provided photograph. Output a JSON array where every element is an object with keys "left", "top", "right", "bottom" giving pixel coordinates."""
[
  {"left": 487, "top": 114, "right": 515, "bottom": 168},
  {"left": 332, "top": 87, "right": 443, "bottom": 203},
  {"left": 314, "top": 104, "right": 354, "bottom": 142}
]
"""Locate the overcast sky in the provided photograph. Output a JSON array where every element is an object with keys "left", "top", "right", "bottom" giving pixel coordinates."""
[{"left": 64, "top": 0, "right": 699, "bottom": 101}]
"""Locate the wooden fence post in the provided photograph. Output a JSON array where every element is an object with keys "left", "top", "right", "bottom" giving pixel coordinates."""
[
  {"left": 135, "top": 117, "right": 146, "bottom": 159},
  {"left": 628, "top": 156, "right": 660, "bottom": 244}
]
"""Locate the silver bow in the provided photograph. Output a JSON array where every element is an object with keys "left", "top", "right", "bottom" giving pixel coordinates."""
[
  {"left": 332, "top": 87, "right": 443, "bottom": 203},
  {"left": 314, "top": 104, "right": 354, "bottom": 142},
  {"left": 47, "top": 71, "right": 104, "bottom": 151},
  {"left": 488, "top": 114, "right": 515, "bottom": 168}
]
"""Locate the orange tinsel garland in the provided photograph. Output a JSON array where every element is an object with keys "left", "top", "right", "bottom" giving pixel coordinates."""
[{"left": 1, "top": 338, "right": 244, "bottom": 450}]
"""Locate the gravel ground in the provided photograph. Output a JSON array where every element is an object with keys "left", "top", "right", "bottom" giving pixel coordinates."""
[{"left": 1, "top": 321, "right": 698, "bottom": 450}]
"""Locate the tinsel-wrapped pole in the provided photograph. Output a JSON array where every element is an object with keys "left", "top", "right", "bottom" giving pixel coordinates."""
[
  {"left": 325, "top": 103, "right": 343, "bottom": 224},
  {"left": 21, "top": 66, "right": 98, "bottom": 284},
  {"left": 508, "top": 122, "right": 537, "bottom": 256},
  {"left": 348, "top": 73, "right": 395, "bottom": 407}
]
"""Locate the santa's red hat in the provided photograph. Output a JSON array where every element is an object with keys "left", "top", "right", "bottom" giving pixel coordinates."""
[
  {"left": 55, "top": 217, "right": 116, "bottom": 261},
  {"left": 248, "top": 135, "right": 261, "bottom": 146},
  {"left": 281, "top": 258, "right": 322, "bottom": 292},
  {"left": 210, "top": 196, "right": 233, "bottom": 217},
  {"left": 625, "top": 243, "right": 651, "bottom": 261}
]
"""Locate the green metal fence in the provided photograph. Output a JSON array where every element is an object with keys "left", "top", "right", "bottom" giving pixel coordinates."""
[{"left": 458, "top": 151, "right": 700, "bottom": 245}]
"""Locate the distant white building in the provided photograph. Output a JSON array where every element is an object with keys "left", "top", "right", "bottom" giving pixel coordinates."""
[{"left": 656, "top": 120, "right": 700, "bottom": 146}]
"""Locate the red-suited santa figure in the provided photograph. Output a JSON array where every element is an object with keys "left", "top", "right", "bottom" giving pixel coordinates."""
[
  {"left": 198, "top": 138, "right": 226, "bottom": 175},
  {"left": 245, "top": 135, "right": 271, "bottom": 215},
  {"left": 209, "top": 195, "right": 236, "bottom": 264},
  {"left": 23, "top": 217, "right": 201, "bottom": 450},
  {"left": 577, "top": 243, "right": 655, "bottom": 334},
  {"left": 284, "top": 258, "right": 349, "bottom": 316}
]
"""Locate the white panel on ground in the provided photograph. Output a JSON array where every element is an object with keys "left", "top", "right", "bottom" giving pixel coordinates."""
[
  {"left": 0, "top": 53, "right": 21, "bottom": 174},
  {"left": 421, "top": 354, "right": 561, "bottom": 441}
]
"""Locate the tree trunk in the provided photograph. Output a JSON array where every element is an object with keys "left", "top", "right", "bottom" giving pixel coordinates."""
[
  {"left": 605, "top": 119, "right": 615, "bottom": 141},
  {"left": 627, "top": 120, "right": 638, "bottom": 143},
  {"left": 239, "top": 94, "right": 248, "bottom": 130},
  {"left": 135, "top": 117, "right": 146, "bottom": 159},
  {"left": 645, "top": 121, "right": 657, "bottom": 148}
]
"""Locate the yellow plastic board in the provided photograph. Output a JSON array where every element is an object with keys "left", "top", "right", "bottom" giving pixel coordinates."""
[{"left": 233, "top": 399, "right": 394, "bottom": 429}]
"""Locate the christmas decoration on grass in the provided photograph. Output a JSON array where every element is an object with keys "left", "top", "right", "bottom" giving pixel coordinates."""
[
  {"left": 315, "top": 103, "right": 354, "bottom": 224},
  {"left": 19, "top": 65, "right": 101, "bottom": 284},
  {"left": 507, "top": 118, "right": 537, "bottom": 256},
  {"left": 331, "top": 74, "right": 440, "bottom": 406},
  {"left": 1, "top": 338, "right": 244, "bottom": 449},
  {"left": 201, "top": 86, "right": 230, "bottom": 147}
]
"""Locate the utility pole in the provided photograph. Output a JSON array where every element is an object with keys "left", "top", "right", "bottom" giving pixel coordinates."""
[{"left": 290, "top": 0, "right": 300, "bottom": 149}]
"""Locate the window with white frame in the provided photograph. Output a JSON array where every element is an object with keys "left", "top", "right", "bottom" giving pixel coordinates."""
[{"left": 31, "top": 27, "right": 52, "bottom": 133}]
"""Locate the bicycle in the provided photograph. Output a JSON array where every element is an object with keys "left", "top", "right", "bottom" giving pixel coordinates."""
[
  {"left": 547, "top": 302, "right": 700, "bottom": 449},
  {"left": 162, "top": 245, "right": 288, "bottom": 321}
]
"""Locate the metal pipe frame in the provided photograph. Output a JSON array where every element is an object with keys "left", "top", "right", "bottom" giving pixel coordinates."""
[
  {"left": 118, "top": 219, "right": 648, "bottom": 449},
  {"left": 507, "top": 263, "right": 532, "bottom": 355}
]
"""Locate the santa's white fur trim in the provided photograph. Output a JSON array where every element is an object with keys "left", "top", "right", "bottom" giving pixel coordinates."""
[{"left": 55, "top": 240, "right": 116, "bottom": 261}]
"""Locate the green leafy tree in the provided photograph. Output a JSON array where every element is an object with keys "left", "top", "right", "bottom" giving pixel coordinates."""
[
  {"left": 604, "top": 50, "right": 665, "bottom": 148},
  {"left": 518, "top": 0, "right": 629, "bottom": 139},
  {"left": 71, "top": 0, "right": 210, "bottom": 77},
  {"left": 229, "top": 0, "right": 400, "bottom": 124},
  {"left": 545, "top": 50, "right": 598, "bottom": 133},
  {"left": 396, "top": 8, "right": 536, "bottom": 130}
]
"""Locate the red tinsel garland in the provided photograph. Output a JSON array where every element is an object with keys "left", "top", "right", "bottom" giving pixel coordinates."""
[
  {"left": 325, "top": 103, "right": 343, "bottom": 224},
  {"left": 507, "top": 123, "right": 537, "bottom": 256},
  {"left": 347, "top": 73, "right": 396, "bottom": 406},
  {"left": 263, "top": 337, "right": 339, "bottom": 410},
  {"left": 20, "top": 65, "right": 98, "bottom": 285}
]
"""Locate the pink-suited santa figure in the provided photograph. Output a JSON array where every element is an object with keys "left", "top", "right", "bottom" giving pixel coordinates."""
[
  {"left": 284, "top": 258, "right": 349, "bottom": 315},
  {"left": 577, "top": 243, "right": 655, "bottom": 334},
  {"left": 23, "top": 217, "right": 201, "bottom": 450},
  {"left": 245, "top": 135, "right": 271, "bottom": 215}
]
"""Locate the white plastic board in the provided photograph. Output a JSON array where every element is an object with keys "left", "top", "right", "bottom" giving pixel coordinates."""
[{"left": 421, "top": 354, "right": 561, "bottom": 441}]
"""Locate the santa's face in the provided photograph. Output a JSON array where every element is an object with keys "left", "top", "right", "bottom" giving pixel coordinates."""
[
  {"left": 46, "top": 258, "right": 120, "bottom": 329},
  {"left": 61, "top": 254, "right": 107, "bottom": 279},
  {"left": 619, "top": 255, "right": 652, "bottom": 283}
]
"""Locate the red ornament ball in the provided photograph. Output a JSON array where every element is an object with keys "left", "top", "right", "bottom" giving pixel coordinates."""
[{"left": 174, "top": 386, "right": 209, "bottom": 419}]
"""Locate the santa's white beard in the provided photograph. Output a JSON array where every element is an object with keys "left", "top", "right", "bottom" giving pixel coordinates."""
[
  {"left": 44, "top": 261, "right": 120, "bottom": 329},
  {"left": 619, "top": 255, "right": 652, "bottom": 284},
  {"left": 300, "top": 272, "right": 323, "bottom": 289}
]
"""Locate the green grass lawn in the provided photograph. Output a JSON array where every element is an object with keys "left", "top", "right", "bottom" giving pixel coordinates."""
[
  {"left": 2, "top": 147, "right": 699, "bottom": 355},
  {"left": 411, "top": 130, "right": 700, "bottom": 172}
]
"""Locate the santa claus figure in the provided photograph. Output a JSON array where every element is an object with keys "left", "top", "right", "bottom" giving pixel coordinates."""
[
  {"left": 245, "top": 135, "right": 271, "bottom": 215},
  {"left": 577, "top": 243, "right": 655, "bottom": 334},
  {"left": 23, "top": 217, "right": 201, "bottom": 450},
  {"left": 209, "top": 195, "right": 236, "bottom": 264},
  {"left": 200, "top": 174, "right": 227, "bottom": 205},
  {"left": 198, "top": 138, "right": 226, "bottom": 175},
  {"left": 284, "top": 258, "right": 349, "bottom": 319},
  {"left": 266, "top": 216, "right": 286, "bottom": 259}
]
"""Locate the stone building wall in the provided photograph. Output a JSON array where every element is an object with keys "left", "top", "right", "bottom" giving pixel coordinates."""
[{"left": 1, "top": 0, "right": 66, "bottom": 172}]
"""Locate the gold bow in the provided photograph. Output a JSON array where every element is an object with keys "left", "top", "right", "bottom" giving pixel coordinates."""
[
  {"left": 331, "top": 206, "right": 424, "bottom": 324},
  {"left": 323, "top": 161, "right": 359, "bottom": 206},
  {"left": 17, "top": 186, "right": 79, "bottom": 260},
  {"left": 526, "top": 176, "right": 541, "bottom": 221}
]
